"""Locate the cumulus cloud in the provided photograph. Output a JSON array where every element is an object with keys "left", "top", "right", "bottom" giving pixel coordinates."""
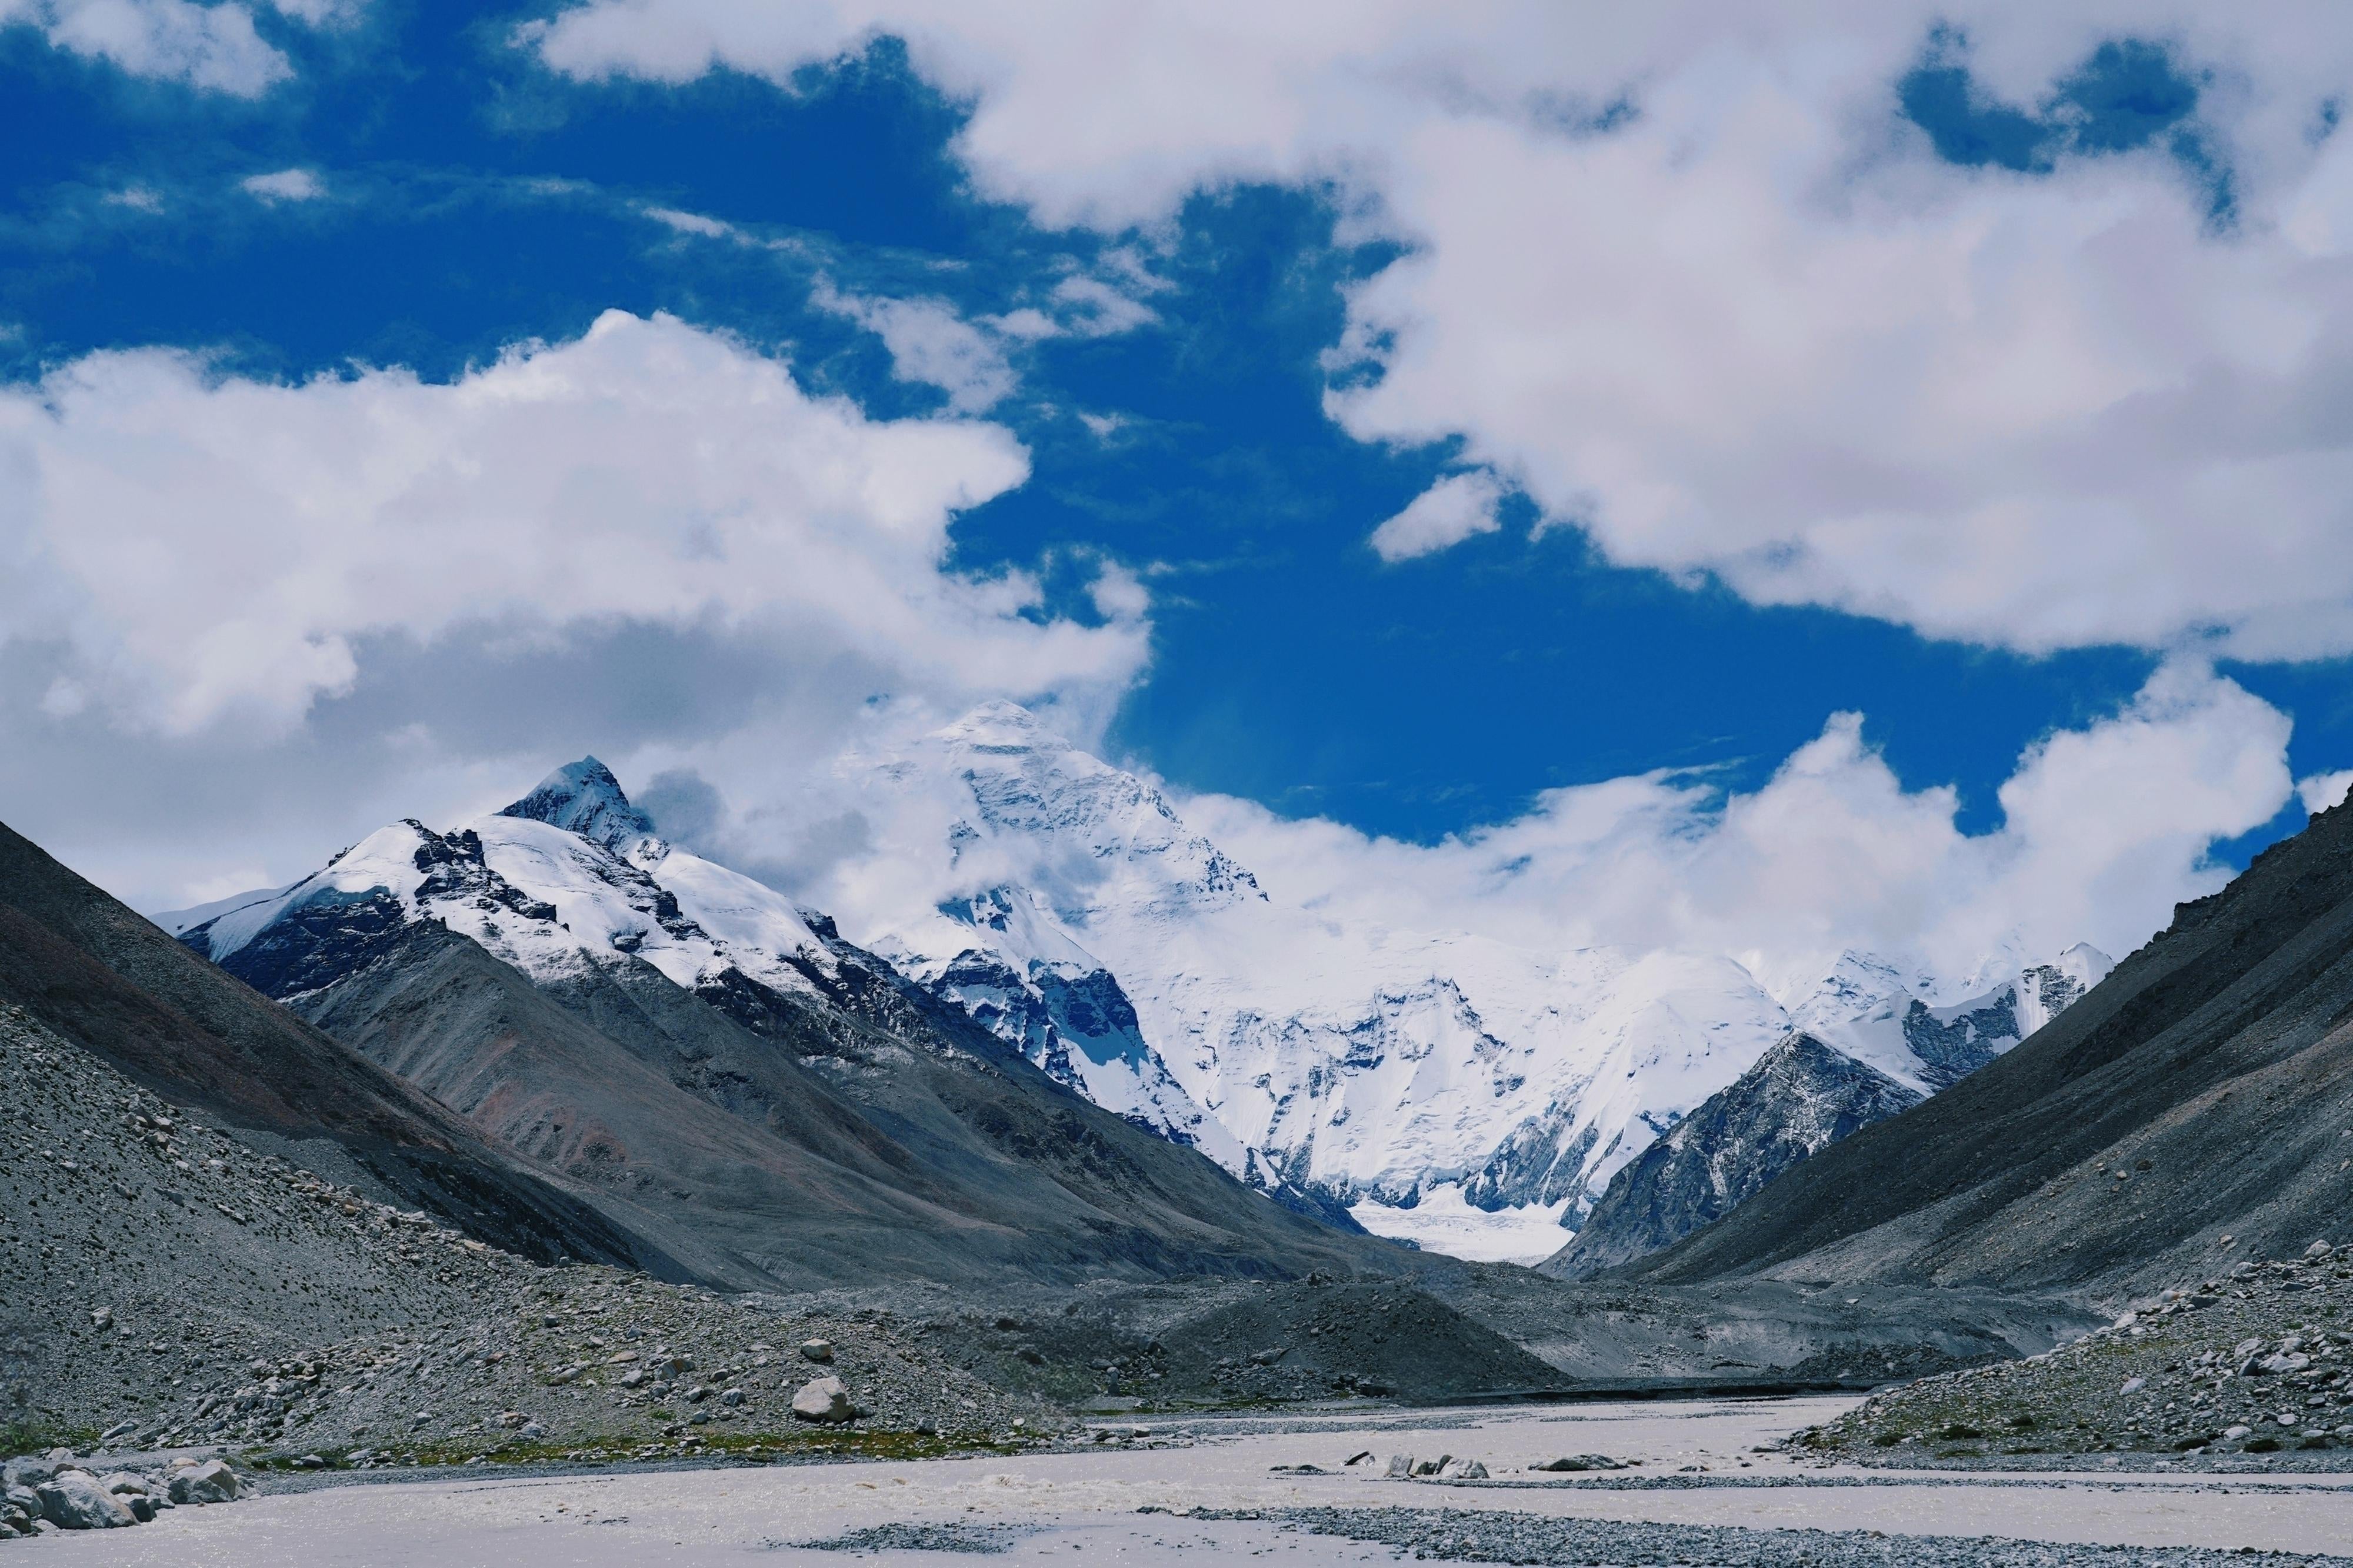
[
  {"left": 2297, "top": 768, "right": 2353, "bottom": 815},
  {"left": 525, "top": 2, "right": 2353, "bottom": 659},
  {"left": 1176, "top": 660, "right": 2293, "bottom": 993},
  {"left": 239, "top": 168, "right": 324, "bottom": 202},
  {"left": 812, "top": 279, "right": 1018, "bottom": 413},
  {"left": 1368, "top": 470, "right": 1505, "bottom": 562},
  {"left": 1, "top": 0, "right": 293, "bottom": 94},
  {"left": 0, "top": 309, "right": 1145, "bottom": 738}
]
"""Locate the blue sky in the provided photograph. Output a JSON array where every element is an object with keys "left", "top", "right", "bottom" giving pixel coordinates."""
[{"left": 4, "top": 2, "right": 2351, "bottom": 962}]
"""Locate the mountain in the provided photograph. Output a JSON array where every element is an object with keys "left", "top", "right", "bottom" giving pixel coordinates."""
[
  {"left": 1586, "top": 793, "right": 2353, "bottom": 1299},
  {"left": 825, "top": 702, "right": 2108, "bottom": 1260},
  {"left": 174, "top": 763, "right": 1388, "bottom": 1290},
  {"left": 1545, "top": 1032, "right": 1926, "bottom": 1278},
  {"left": 0, "top": 819, "right": 665, "bottom": 1273}
]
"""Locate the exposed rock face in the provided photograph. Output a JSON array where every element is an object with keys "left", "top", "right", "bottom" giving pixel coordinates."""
[{"left": 1547, "top": 1033, "right": 1924, "bottom": 1279}]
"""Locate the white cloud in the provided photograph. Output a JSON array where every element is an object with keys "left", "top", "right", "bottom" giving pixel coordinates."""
[
  {"left": 239, "top": 168, "right": 324, "bottom": 202},
  {"left": 1, "top": 0, "right": 292, "bottom": 94},
  {"left": 641, "top": 203, "right": 732, "bottom": 237},
  {"left": 106, "top": 186, "right": 165, "bottom": 212},
  {"left": 812, "top": 279, "right": 1018, "bottom": 413},
  {"left": 1368, "top": 470, "right": 1504, "bottom": 562},
  {"left": 525, "top": 2, "right": 2353, "bottom": 659},
  {"left": 2297, "top": 768, "right": 2353, "bottom": 815},
  {"left": 1178, "top": 660, "right": 2293, "bottom": 992},
  {"left": 0, "top": 310, "right": 1145, "bottom": 737}
]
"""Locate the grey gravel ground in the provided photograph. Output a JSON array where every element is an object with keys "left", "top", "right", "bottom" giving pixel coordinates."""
[
  {"left": 799, "top": 1520, "right": 1033, "bottom": 1553},
  {"left": 1196, "top": 1506, "right": 2351, "bottom": 1566}
]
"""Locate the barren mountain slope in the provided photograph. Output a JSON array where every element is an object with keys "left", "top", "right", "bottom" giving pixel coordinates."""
[{"left": 1598, "top": 798, "right": 2353, "bottom": 1299}]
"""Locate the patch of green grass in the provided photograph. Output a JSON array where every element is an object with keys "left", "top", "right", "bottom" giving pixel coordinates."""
[
  {"left": 1, "top": 1419, "right": 100, "bottom": 1456},
  {"left": 251, "top": 1425, "right": 1020, "bottom": 1471}
]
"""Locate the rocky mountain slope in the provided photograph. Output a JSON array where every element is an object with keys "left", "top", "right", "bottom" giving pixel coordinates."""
[
  {"left": 1594, "top": 795, "right": 2353, "bottom": 1300},
  {"left": 0, "top": 996, "right": 1041, "bottom": 1469},
  {"left": 1801, "top": 1242, "right": 2353, "bottom": 1464},
  {"left": 170, "top": 770, "right": 1388, "bottom": 1290},
  {"left": 0, "top": 821, "right": 660, "bottom": 1273},
  {"left": 821, "top": 703, "right": 2107, "bottom": 1256}
]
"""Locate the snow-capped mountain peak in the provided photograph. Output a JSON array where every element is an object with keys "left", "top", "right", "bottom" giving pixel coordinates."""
[
  {"left": 185, "top": 770, "right": 838, "bottom": 1007},
  {"left": 499, "top": 756, "right": 660, "bottom": 855},
  {"left": 827, "top": 705, "right": 2122, "bottom": 1263}
]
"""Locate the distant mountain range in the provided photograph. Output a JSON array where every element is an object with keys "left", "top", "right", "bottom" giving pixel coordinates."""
[
  {"left": 159, "top": 711, "right": 2110, "bottom": 1273},
  {"left": 165, "top": 758, "right": 1385, "bottom": 1289},
  {"left": 1579, "top": 783, "right": 2353, "bottom": 1298},
  {"left": 585, "top": 702, "right": 2109, "bottom": 1265}
]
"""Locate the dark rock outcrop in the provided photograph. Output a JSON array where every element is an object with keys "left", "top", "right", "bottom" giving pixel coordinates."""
[{"left": 1547, "top": 1033, "right": 1922, "bottom": 1279}]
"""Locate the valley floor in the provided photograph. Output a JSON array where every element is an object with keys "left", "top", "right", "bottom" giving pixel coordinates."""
[{"left": 22, "top": 1396, "right": 2353, "bottom": 1565}]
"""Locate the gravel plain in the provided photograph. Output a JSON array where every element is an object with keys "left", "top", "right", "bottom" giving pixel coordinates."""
[{"left": 13, "top": 1397, "right": 2352, "bottom": 1565}]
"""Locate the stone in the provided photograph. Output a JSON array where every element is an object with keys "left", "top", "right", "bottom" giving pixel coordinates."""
[
  {"left": 2308, "top": 1240, "right": 2333, "bottom": 1259},
  {"left": 35, "top": 1470, "right": 136, "bottom": 1529},
  {"left": 0, "top": 1503, "right": 30, "bottom": 1536},
  {"left": 799, "top": 1340, "right": 835, "bottom": 1364},
  {"left": 1, "top": 1458, "right": 57, "bottom": 1489},
  {"left": 2, "top": 1485, "right": 41, "bottom": 1520},
  {"left": 1411, "top": 1455, "right": 1451, "bottom": 1477},
  {"left": 791, "top": 1376, "right": 855, "bottom": 1424},
  {"left": 1384, "top": 1454, "right": 1413, "bottom": 1479},
  {"left": 168, "top": 1460, "right": 240, "bottom": 1505},
  {"left": 98, "top": 1473, "right": 148, "bottom": 1496},
  {"left": 2225, "top": 1424, "right": 2252, "bottom": 1440},
  {"left": 721, "top": 1387, "right": 745, "bottom": 1407},
  {"left": 2120, "top": 1377, "right": 2147, "bottom": 1395},
  {"left": 1532, "top": 1454, "right": 1625, "bottom": 1472}
]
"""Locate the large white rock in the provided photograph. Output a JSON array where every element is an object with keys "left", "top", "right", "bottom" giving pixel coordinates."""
[
  {"left": 789, "top": 1376, "right": 854, "bottom": 1423},
  {"left": 34, "top": 1470, "right": 135, "bottom": 1529}
]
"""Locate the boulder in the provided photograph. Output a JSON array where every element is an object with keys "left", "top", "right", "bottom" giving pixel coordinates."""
[
  {"left": 168, "top": 1459, "right": 240, "bottom": 1505},
  {"left": 2, "top": 1484, "right": 41, "bottom": 1520},
  {"left": 790, "top": 1376, "right": 855, "bottom": 1424},
  {"left": 799, "top": 1340, "right": 835, "bottom": 1364},
  {"left": 1531, "top": 1454, "right": 1626, "bottom": 1472},
  {"left": 35, "top": 1470, "right": 136, "bottom": 1529},
  {"left": 1, "top": 1457, "right": 58, "bottom": 1489},
  {"left": 1384, "top": 1454, "right": 1413, "bottom": 1479}
]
